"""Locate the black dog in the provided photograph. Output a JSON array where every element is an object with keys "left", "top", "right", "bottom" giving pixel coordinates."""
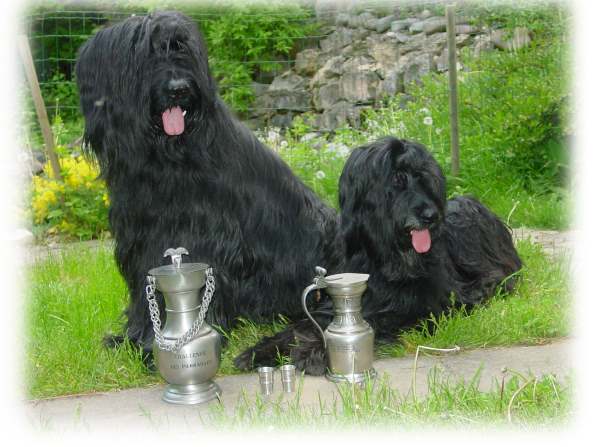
[
  {"left": 236, "top": 137, "right": 522, "bottom": 373},
  {"left": 338, "top": 137, "right": 522, "bottom": 340},
  {"left": 75, "top": 11, "right": 343, "bottom": 361}
]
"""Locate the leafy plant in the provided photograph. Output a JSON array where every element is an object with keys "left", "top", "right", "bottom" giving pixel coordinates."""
[{"left": 29, "top": 153, "right": 109, "bottom": 240}]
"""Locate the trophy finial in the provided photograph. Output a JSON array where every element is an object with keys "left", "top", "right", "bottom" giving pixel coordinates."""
[{"left": 164, "top": 247, "right": 189, "bottom": 268}]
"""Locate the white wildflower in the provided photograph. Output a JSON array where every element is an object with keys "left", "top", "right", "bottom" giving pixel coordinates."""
[
  {"left": 419, "top": 107, "right": 430, "bottom": 115},
  {"left": 423, "top": 116, "right": 433, "bottom": 126},
  {"left": 315, "top": 170, "right": 326, "bottom": 180}
]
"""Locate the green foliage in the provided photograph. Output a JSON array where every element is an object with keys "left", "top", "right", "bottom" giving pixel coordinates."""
[
  {"left": 350, "top": 4, "right": 569, "bottom": 229},
  {"left": 29, "top": 154, "right": 110, "bottom": 241},
  {"left": 24, "top": 1, "right": 318, "bottom": 120},
  {"left": 194, "top": 1, "right": 319, "bottom": 112}
]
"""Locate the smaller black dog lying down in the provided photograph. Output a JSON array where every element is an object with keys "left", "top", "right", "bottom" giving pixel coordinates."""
[{"left": 235, "top": 137, "right": 522, "bottom": 374}]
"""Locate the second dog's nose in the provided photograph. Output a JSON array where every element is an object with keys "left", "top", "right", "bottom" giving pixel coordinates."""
[
  {"left": 420, "top": 207, "right": 438, "bottom": 225},
  {"left": 167, "top": 78, "right": 190, "bottom": 96}
]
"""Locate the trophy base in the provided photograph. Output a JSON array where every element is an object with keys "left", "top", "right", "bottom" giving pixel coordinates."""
[
  {"left": 326, "top": 368, "right": 377, "bottom": 384},
  {"left": 162, "top": 381, "right": 221, "bottom": 405}
]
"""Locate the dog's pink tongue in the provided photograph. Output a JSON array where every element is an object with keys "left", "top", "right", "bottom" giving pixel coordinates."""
[
  {"left": 411, "top": 229, "right": 431, "bottom": 253},
  {"left": 162, "top": 106, "right": 185, "bottom": 136}
]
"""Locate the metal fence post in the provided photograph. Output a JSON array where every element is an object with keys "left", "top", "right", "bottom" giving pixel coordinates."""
[{"left": 446, "top": 4, "right": 460, "bottom": 178}]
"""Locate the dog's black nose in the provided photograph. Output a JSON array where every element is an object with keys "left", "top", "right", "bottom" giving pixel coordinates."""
[
  {"left": 167, "top": 78, "right": 190, "bottom": 96},
  {"left": 420, "top": 207, "right": 438, "bottom": 225}
]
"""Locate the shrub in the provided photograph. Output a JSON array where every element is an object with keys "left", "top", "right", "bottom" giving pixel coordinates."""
[{"left": 30, "top": 153, "right": 109, "bottom": 240}]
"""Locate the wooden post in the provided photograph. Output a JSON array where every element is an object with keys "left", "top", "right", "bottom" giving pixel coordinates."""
[
  {"left": 446, "top": 4, "right": 460, "bottom": 178},
  {"left": 18, "top": 34, "right": 62, "bottom": 181}
]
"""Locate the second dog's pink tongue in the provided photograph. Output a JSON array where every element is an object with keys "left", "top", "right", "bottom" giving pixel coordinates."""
[
  {"left": 162, "top": 106, "right": 185, "bottom": 135},
  {"left": 411, "top": 229, "right": 431, "bottom": 253}
]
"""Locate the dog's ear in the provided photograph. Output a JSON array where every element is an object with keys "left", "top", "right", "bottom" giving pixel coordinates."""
[{"left": 384, "top": 137, "right": 407, "bottom": 162}]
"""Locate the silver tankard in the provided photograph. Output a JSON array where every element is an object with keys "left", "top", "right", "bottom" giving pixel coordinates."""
[
  {"left": 146, "top": 247, "right": 221, "bottom": 404},
  {"left": 302, "top": 266, "right": 377, "bottom": 383}
]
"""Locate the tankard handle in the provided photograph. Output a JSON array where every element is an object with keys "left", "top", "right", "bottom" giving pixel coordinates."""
[{"left": 301, "top": 266, "right": 328, "bottom": 349}]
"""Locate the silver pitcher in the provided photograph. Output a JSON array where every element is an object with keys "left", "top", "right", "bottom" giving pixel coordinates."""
[
  {"left": 146, "top": 247, "right": 221, "bottom": 405},
  {"left": 302, "top": 266, "right": 377, "bottom": 383}
]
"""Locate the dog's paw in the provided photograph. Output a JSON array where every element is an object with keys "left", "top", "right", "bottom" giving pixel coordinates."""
[
  {"left": 233, "top": 348, "right": 256, "bottom": 371},
  {"left": 103, "top": 333, "right": 125, "bottom": 348},
  {"left": 290, "top": 346, "right": 326, "bottom": 376}
]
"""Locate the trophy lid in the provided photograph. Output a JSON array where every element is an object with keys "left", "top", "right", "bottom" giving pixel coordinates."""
[
  {"left": 148, "top": 262, "right": 209, "bottom": 277},
  {"left": 148, "top": 247, "right": 209, "bottom": 277},
  {"left": 324, "top": 273, "right": 369, "bottom": 291}
]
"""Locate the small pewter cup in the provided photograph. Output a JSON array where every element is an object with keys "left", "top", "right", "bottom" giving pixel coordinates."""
[
  {"left": 258, "top": 366, "right": 275, "bottom": 395},
  {"left": 280, "top": 364, "right": 296, "bottom": 393}
]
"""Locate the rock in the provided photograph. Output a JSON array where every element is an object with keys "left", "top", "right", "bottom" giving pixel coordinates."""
[
  {"left": 423, "top": 17, "right": 447, "bottom": 34},
  {"left": 295, "top": 49, "right": 322, "bottom": 76},
  {"left": 455, "top": 24, "right": 478, "bottom": 35},
  {"left": 268, "top": 71, "right": 306, "bottom": 92},
  {"left": 409, "top": 20, "right": 426, "bottom": 33},
  {"left": 456, "top": 33, "right": 472, "bottom": 48},
  {"left": 390, "top": 18, "right": 416, "bottom": 32},
  {"left": 335, "top": 12, "right": 350, "bottom": 26},
  {"left": 434, "top": 48, "right": 449, "bottom": 72},
  {"left": 244, "top": 117, "right": 265, "bottom": 130},
  {"left": 263, "top": 88, "right": 311, "bottom": 112},
  {"left": 363, "top": 17, "right": 379, "bottom": 31},
  {"left": 398, "top": 32, "right": 427, "bottom": 55},
  {"left": 347, "top": 12, "right": 376, "bottom": 29},
  {"left": 341, "top": 70, "right": 380, "bottom": 104},
  {"left": 392, "top": 32, "right": 410, "bottom": 43},
  {"left": 378, "top": 69, "right": 404, "bottom": 97},
  {"left": 269, "top": 112, "right": 295, "bottom": 128},
  {"left": 400, "top": 51, "right": 433, "bottom": 86},
  {"left": 313, "top": 81, "right": 342, "bottom": 111},
  {"left": 318, "top": 101, "right": 362, "bottom": 130},
  {"left": 251, "top": 82, "right": 269, "bottom": 97},
  {"left": 491, "top": 27, "right": 532, "bottom": 51},
  {"left": 367, "top": 35, "right": 399, "bottom": 69},
  {"left": 473, "top": 34, "right": 495, "bottom": 56},
  {"left": 419, "top": 9, "right": 432, "bottom": 19},
  {"left": 376, "top": 14, "right": 396, "bottom": 33},
  {"left": 319, "top": 27, "right": 354, "bottom": 53},
  {"left": 310, "top": 55, "right": 345, "bottom": 87}
]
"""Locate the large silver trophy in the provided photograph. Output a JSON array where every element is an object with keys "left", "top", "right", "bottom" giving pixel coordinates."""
[
  {"left": 302, "top": 266, "right": 377, "bottom": 383},
  {"left": 146, "top": 247, "right": 221, "bottom": 405}
]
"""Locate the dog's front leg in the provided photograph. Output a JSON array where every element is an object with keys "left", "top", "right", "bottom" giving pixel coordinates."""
[{"left": 233, "top": 318, "right": 328, "bottom": 376}]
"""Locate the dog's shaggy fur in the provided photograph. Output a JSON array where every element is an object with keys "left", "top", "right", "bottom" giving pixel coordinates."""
[
  {"left": 338, "top": 137, "right": 523, "bottom": 340},
  {"left": 75, "top": 11, "right": 343, "bottom": 361},
  {"left": 236, "top": 137, "right": 522, "bottom": 373}
]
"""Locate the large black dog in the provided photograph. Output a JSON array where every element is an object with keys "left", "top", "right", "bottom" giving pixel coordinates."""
[
  {"left": 338, "top": 137, "right": 523, "bottom": 339},
  {"left": 236, "top": 137, "right": 522, "bottom": 373},
  {"left": 75, "top": 11, "right": 343, "bottom": 364}
]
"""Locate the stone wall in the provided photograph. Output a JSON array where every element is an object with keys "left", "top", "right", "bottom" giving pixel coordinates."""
[{"left": 247, "top": 5, "right": 531, "bottom": 131}]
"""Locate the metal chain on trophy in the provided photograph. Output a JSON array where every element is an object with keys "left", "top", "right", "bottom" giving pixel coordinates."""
[{"left": 145, "top": 267, "right": 216, "bottom": 352}]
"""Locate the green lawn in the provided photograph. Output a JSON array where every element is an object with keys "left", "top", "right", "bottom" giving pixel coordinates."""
[
  {"left": 25, "top": 237, "right": 570, "bottom": 401},
  {"left": 206, "top": 371, "right": 572, "bottom": 429}
]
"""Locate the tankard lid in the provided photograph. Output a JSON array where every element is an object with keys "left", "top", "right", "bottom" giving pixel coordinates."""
[
  {"left": 324, "top": 272, "right": 369, "bottom": 289},
  {"left": 148, "top": 262, "right": 209, "bottom": 277}
]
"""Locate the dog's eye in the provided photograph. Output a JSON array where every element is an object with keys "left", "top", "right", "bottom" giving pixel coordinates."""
[{"left": 394, "top": 172, "right": 408, "bottom": 189}]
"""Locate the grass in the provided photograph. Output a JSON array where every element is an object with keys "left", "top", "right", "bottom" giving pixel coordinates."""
[
  {"left": 205, "top": 370, "right": 572, "bottom": 430},
  {"left": 25, "top": 236, "right": 570, "bottom": 400}
]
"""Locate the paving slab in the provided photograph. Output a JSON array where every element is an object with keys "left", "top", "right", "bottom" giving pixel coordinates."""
[{"left": 24, "top": 338, "right": 573, "bottom": 434}]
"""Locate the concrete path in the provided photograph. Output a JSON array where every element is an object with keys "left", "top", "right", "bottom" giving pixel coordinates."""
[{"left": 24, "top": 338, "right": 573, "bottom": 434}]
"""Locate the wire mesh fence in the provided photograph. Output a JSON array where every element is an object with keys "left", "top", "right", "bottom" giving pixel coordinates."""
[{"left": 22, "top": 0, "right": 478, "bottom": 124}]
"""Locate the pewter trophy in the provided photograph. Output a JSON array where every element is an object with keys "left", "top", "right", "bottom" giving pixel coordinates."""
[
  {"left": 146, "top": 247, "right": 221, "bottom": 404},
  {"left": 302, "top": 266, "right": 376, "bottom": 383}
]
